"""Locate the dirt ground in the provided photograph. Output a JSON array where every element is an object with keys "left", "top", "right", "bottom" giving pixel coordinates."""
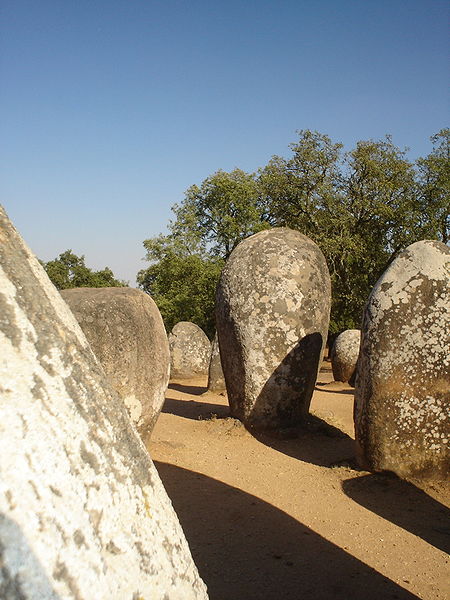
[{"left": 147, "top": 363, "right": 449, "bottom": 600}]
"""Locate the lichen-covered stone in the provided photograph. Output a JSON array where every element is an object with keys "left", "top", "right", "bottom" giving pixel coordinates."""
[
  {"left": 331, "top": 329, "right": 360, "bottom": 383},
  {"left": 354, "top": 240, "right": 450, "bottom": 480},
  {"left": 207, "top": 333, "right": 226, "bottom": 392},
  {"left": 169, "top": 322, "right": 211, "bottom": 378},
  {"left": 61, "top": 287, "right": 169, "bottom": 439},
  {"left": 0, "top": 206, "right": 208, "bottom": 599},
  {"left": 216, "top": 227, "right": 331, "bottom": 429}
]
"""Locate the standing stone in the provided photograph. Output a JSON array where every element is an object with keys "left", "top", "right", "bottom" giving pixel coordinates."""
[
  {"left": 331, "top": 329, "right": 360, "bottom": 383},
  {"left": 216, "top": 227, "right": 331, "bottom": 429},
  {"left": 354, "top": 240, "right": 450, "bottom": 480},
  {"left": 169, "top": 322, "right": 211, "bottom": 378},
  {"left": 0, "top": 206, "right": 208, "bottom": 599},
  {"left": 207, "top": 333, "right": 226, "bottom": 392},
  {"left": 61, "top": 287, "right": 169, "bottom": 439}
]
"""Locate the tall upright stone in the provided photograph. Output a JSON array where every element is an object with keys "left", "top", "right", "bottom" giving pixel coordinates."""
[
  {"left": 216, "top": 228, "right": 331, "bottom": 429},
  {"left": 354, "top": 240, "right": 450, "bottom": 480},
  {"left": 61, "top": 287, "right": 170, "bottom": 439},
  {"left": 331, "top": 329, "right": 360, "bottom": 383},
  {"left": 207, "top": 333, "right": 226, "bottom": 392},
  {"left": 169, "top": 321, "right": 211, "bottom": 378},
  {"left": 0, "top": 206, "right": 207, "bottom": 599}
]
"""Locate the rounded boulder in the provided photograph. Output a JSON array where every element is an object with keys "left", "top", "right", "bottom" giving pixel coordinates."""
[
  {"left": 216, "top": 227, "right": 331, "bottom": 429},
  {"left": 331, "top": 329, "right": 360, "bottom": 383},
  {"left": 354, "top": 240, "right": 450, "bottom": 480},
  {"left": 169, "top": 321, "right": 211, "bottom": 378},
  {"left": 61, "top": 287, "right": 170, "bottom": 439}
]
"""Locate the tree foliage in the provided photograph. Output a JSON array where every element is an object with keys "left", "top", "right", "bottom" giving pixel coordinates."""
[
  {"left": 43, "top": 250, "right": 125, "bottom": 290},
  {"left": 139, "top": 129, "right": 449, "bottom": 336},
  {"left": 137, "top": 235, "right": 222, "bottom": 339}
]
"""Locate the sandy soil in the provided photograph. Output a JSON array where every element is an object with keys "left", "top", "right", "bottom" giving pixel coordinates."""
[{"left": 147, "top": 363, "right": 449, "bottom": 600}]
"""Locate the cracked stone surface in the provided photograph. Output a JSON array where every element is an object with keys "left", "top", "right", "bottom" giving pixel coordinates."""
[
  {"left": 216, "top": 228, "right": 331, "bottom": 429},
  {"left": 61, "top": 287, "right": 170, "bottom": 440},
  {"left": 0, "top": 206, "right": 208, "bottom": 599},
  {"left": 168, "top": 322, "right": 211, "bottom": 378},
  {"left": 354, "top": 240, "right": 450, "bottom": 481}
]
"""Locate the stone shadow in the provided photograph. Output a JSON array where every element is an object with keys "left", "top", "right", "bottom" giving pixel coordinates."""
[
  {"left": 162, "top": 396, "right": 229, "bottom": 420},
  {"left": 314, "top": 385, "right": 355, "bottom": 396},
  {"left": 342, "top": 474, "right": 450, "bottom": 554},
  {"left": 155, "top": 461, "right": 419, "bottom": 600},
  {"left": 250, "top": 417, "right": 356, "bottom": 468},
  {"left": 168, "top": 382, "right": 208, "bottom": 395},
  {"left": 0, "top": 514, "right": 59, "bottom": 597}
]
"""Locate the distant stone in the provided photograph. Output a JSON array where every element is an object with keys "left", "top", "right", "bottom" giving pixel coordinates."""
[
  {"left": 331, "top": 329, "right": 360, "bottom": 383},
  {"left": 216, "top": 227, "right": 331, "bottom": 429},
  {"left": 208, "top": 333, "right": 226, "bottom": 392},
  {"left": 0, "top": 206, "right": 208, "bottom": 599},
  {"left": 354, "top": 240, "right": 450, "bottom": 480},
  {"left": 61, "top": 287, "right": 170, "bottom": 439},
  {"left": 169, "top": 321, "right": 211, "bottom": 378}
]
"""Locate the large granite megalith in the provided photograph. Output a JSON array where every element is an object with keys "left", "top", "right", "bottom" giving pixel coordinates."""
[
  {"left": 207, "top": 333, "right": 226, "bottom": 392},
  {"left": 216, "top": 228, "right": 331, "bottom": 429},
  {"left": 168, "top": 321, "right": 211, "bottom": 378},
  {"left": 354, "top": 240, "right": 450, "bottom": 480},
  {"left": 331, "top": 329, "right": 360, "bottom": 383},
  {"left": 0, "top": 207, "right": 208, "bottom": 599},
  {"left": 61, "top": 287, "right": 169, "bottom": 439}
]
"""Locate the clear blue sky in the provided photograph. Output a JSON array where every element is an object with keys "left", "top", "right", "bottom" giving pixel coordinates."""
[{"left": 2, "top": 0, "right": 448, "bottom": 284}]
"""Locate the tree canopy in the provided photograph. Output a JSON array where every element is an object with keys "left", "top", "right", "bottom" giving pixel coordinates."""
[
  {"left": 43, "top": 250, "right": 125, "bottom": 290},
  {"left": 138, "top": 129, "right": 449, "bottom": 336}
]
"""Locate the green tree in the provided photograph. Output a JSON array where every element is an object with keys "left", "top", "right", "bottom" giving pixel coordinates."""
[
  {"left": 43, "top": 250, "right": 125, "bottom": 289},
  {"left": 259, "top": 131, "right": 421, "bottom": 332},
  {"left": 416, "top": 128, "right": 450, "bottom": 243},
  {"left": 138, "top": 168, "right": 269, "bottom": 336},
  {"left": 137, "top": 235, "right": 223, "bottom": 338},
  {"left": 175, "top": 168, "right": 269, "bottom": 258}
]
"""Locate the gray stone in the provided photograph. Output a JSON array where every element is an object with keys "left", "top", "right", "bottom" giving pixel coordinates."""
[
  {"left": 207, "top": 333, "right": 226, "bottom": 392},
  {"left": 169, "top": 322, "right": 211, "bottom": 378},
  {"left": 0, "top": 206, "right": 208, "bottom": 599},
  {"left": 61, "top": 287, "right": 169, "bottom": 439},
  {"left": 331, "top": 329, "right": 360, "bottom": 383},
  {"left": 216, "top": 227, "right": 331, "bottom": 429},
  {"left": 354, "top": 240, "right": 450, "bottom": 481}
]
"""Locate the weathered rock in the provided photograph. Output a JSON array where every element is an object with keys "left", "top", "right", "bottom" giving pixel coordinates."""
[
  {"left": 0, "top": 206, "right": 208, "bottom": 599},
  {"left": 169, "top": 322, "right": 211, "bottom": 378},
  {"left": 216, "top": 227, "right": 331, "bottom": 429},
  {"left": 207, "top": 333, "right": 226, "bottom": 392},
  {"left": 354, "top": 240, "right": 450, "bottom": 480},
  {"left": 61, "top": 287, "right": 169, "bottom": 439},
  {"left": 331, "top": 329, "right": 360, "bottom": 383}
]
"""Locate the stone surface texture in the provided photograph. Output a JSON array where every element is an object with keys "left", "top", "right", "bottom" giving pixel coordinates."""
[
  {"left": 216, "top": 228, "right": 331, "bottom": 429},
  {"left": 0, "top": 207, "right": 208, "bottom": 599},
  {"left": 331, "top": 329, "right": 361, "bottom": 383},
  {"left": 168, "top": 322, "right": 211, "bottom": 378},
  {"left": 61, "top": 287, "right": 170, "bottom": 439},
  {"left": 354, "top": 240, "right": 450, "bottom": 480},
  {"left": 207, "top": 333, "right": 226, "bottom": 392}
]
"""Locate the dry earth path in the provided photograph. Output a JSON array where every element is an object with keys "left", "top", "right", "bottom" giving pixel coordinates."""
[{"left": 148, "top": 363, "right": 449, "bottom": 600}]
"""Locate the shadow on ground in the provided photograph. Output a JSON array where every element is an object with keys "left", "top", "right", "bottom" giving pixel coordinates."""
[
  {"left": 162, "top": 395, "right": 229, "bottom": 420},
  {"left": 251, "top": 415, "right": 357, "bottom": 468},
  {"left": 155, "top": 461, "right": 418, "bottom": 600},
  {"left": 343, "top": 474, "right": 450, "bottom": 554},
  {"left": 168, "top": 382, "right": 208, "bottom": 395},
  {"left": 315, "top": 384, "right": 355, "bottom": 396}
]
